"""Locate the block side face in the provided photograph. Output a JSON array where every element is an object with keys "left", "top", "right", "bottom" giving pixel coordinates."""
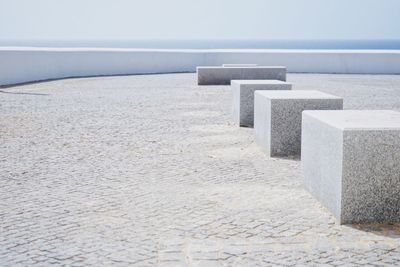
[
  {"left": 302, "top": 114, "right": 344, "bottom": 222},
  {"left": 197, "top": 67, "right": 287, "bottom": 85},
  {"left": 241, "top": 84, "right": 292, "bottom": 91},
  {"left": 197, "top": 68, "right": 213, "bottom": 85},
  {"left": 231, "top": 83, "right": 241, "bottom": 125},
  {"left": 254, "top": 94, "right": 272, "bottom": 155},
  {"left": 241, "top": 68, "right": 287, "bottom": 82},
  {"left": 239, "top": 86, "right": 257, "bottom": 127},
  {"left": 270, "top": 99, "right": 343, "bottom": 157},
  {"left": 238, "top": 84, "right": 291, "bottom": 127},
  {"left": 197, "top": 68, "right": 229, "bottom": 85},
  {"left": 197, "top": 68, "right": 202, "bottom": 85},
  {"left": 341, "top": 130, "right": 400, "bottom": 224}
]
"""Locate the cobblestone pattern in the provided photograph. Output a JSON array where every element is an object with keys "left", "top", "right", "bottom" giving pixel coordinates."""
[{"left": 1, "top": 73, "right": 400, "bottom": 266}]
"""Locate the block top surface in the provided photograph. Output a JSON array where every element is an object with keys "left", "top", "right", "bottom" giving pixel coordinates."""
[
  {"left": 196, "top": 66, "right": 286, "bottom": 69},
  {"left": 255, "top": 90, "right": 341, "bottom": 100},
  {"left": 222, "top": 64, "right": 258, "bottom": 67},
  {"left": 303, "top": 110, "right": 400, "bottom": 130},
  {"left": 231, "top": 80, "right": 290, "bottom": 85}
]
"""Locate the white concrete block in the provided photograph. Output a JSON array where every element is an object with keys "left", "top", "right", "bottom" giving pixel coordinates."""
[
  {"left": 232, "top": 80, "right": 292, "bottom": 127},
  {"left": 254, "top": 90, "right": 343, "bottom": 157},
  {"left": 302, "top": 110, "right": 400, "bottom": 224},
  {"left": 197, "top": 66, "right": 287, "bottom": 85}
]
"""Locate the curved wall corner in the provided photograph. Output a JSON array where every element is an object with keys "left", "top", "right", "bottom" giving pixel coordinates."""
[{"left": 1, "top": 48, "right": 400, "bottom": 86}]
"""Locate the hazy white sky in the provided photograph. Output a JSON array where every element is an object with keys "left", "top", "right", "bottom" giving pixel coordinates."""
[{"left": 0, "top": 0, "right": 399, "bottom": 40}]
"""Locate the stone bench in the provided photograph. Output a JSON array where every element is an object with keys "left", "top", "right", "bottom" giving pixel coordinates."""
[
  {"left": 197, "top": 66, "right": 286, "bottom": 85},
  {"left": 222, "top": 64, "right": 258, "bottom": 67},
  {"left": 302, "top": 110, "right": 400, "bottom": 224},
  {"left": 254, "top": 90, "right": 343, "bottom": 157},
  {"left": 232, "top": 80, "right": 292, "bottom": 127}
]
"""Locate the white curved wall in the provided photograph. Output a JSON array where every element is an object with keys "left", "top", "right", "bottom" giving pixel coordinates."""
[{"left": 0, "top": 47, "right": 400, "bottom": 86}]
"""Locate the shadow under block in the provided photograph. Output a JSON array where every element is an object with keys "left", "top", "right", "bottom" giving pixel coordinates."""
[
  {"left": 254, "top": 90, "right": 343, "bottom": 157},
  {"left": 197, "top": 66, "right": 287, "bottom": 85},
  {"left": 232, "top": 80, "right": 292, "bottom": 127},
  {"left": 302, "top": 110, "right": 400, "bottom": 224}
]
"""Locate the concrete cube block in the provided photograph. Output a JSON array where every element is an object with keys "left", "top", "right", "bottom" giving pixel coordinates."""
[
  {"left": 232, "top": 80, "right": 292, "bottom": 127},
  {"left": 302, "top": 110, "right": 400, "bottom": 224},
  {"left": 197, "top": 66, "right": 286, "bottom": 85},
  {"left": 254, "top": 90, "right": 343, "bottom": 157}
]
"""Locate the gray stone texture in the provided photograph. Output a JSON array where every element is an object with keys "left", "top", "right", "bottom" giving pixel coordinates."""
[
  {"left": 232, "top": 80, "right": 292, "bottom": 127},
  {"left": 197, "top": 66, "right": 286, "bottom": 85},
  {"left": 302, "top": 110, "right": 400, "bottom": 224},
  {"left": 254, "top": 90, "right": 343, "bottom": 157}
]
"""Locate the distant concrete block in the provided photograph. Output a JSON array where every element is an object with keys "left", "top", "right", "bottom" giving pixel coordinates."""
[
  {"left": 222, "top": 64, "right": 258, "bottom": 67},
  {"left": 232, "top": 80, "right": 292, "bottom": 127},
  {"left": 302, "top": 110, "right": 400, "bottom": 224},
  {"left": 254, "top": 90, "right": 343, "bottom": 157},
  {"left": 197, "top": 66, "right": 286, "bottom": 85}
]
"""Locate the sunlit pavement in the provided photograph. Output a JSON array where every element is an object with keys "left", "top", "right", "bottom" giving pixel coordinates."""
[{"left": 2, "top": 73, "right": 400, "bottom": 266}]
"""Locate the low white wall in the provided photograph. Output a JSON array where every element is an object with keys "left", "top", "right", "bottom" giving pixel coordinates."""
[{"left": 1, "top": 47, "right": 399, "bottom": 86}]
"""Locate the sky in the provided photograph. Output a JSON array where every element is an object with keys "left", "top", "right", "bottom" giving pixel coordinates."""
[{"left": 0, "top": 0, "right": 400, "bottom": 41}]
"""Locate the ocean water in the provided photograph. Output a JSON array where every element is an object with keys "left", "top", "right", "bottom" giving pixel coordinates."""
[{"left": 1, "top": 39, "right": 400, "bottom": 49}]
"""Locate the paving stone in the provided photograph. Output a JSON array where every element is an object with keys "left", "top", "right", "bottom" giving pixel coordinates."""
[{"left": 1, "top": 73, "right": 400, "bottom": 266}]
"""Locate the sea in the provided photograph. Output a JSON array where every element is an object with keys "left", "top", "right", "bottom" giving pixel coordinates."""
[{"left": 1, "top": 39, "right": 400, "bottom": 50}]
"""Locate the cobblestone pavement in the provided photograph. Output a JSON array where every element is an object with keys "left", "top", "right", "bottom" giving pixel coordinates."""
[{"left": 1, "top": 73, "right": 400, "bottom": 266}]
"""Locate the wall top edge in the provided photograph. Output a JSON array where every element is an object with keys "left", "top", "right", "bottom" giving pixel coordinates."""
[{"left": 1, "top": 47, "right": 400, "bottom": 54}]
